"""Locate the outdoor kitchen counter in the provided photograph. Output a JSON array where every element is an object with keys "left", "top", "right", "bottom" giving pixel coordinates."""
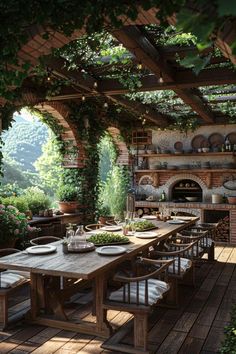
[{"left": 135, "top": 201, "right": 236, "bottom": 209}]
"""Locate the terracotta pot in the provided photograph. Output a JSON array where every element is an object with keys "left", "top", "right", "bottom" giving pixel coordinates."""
[
  {"left": 58, "top": 201, "right": 79, "bottom": 214},
  {"left": 98, "top": 215, "right": 115, "bottom": 225},
  {"left": 227, "top": 196, "right": 236, "bottom": 204}
]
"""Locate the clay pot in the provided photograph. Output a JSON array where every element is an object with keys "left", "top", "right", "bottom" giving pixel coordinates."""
[
  {"left": 98, "top": 216, "right": 115, "bottom": 225},
  {"left": 227, "top": 196, "right": 236, "bottom": 204},
  {"left": 58, "top": 201, "right": 79, "bottom": 214}
]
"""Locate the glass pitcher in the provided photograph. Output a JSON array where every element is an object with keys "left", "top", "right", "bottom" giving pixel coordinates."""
[{"left": 75, "top": 225, "right": 87, "bottom": 248}]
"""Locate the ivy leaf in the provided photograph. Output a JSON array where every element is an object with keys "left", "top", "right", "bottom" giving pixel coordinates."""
[
  {"left": 217, "top": 0, "right": 236, "bottom": 16},
  {"left": 180, "top": 53, "right": 211, "bottom": 75}
]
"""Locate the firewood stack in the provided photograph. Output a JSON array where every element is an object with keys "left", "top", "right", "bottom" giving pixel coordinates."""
[{"left": 211, "top": 216, "right": 229, "bottom": 243}]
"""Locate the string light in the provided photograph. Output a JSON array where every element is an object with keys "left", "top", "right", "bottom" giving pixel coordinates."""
[
  {"left": 46, "top": 67, "right": 52, "bottom": 82},
  {"left": 103, "top": 102, "right": 108, "bottom": 108},
  {"left": 82, "top": 95, "right": 86, "bottom": 102},
  {"left": 137, "top": 61, "right": 143, "bottom": 70},
  {"left": 142, "top": 118, "right": 146, "bottom": 125},
  {"left": 159, "top": 72, "right": 164, "bottom": 83},
  {"left": 93, "top": 81, "right": 98, "bottom": 88}
]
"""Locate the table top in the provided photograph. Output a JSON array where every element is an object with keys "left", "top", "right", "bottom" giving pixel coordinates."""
[{"left": 0, "top": 217, "right": 198, "bottom": 280}]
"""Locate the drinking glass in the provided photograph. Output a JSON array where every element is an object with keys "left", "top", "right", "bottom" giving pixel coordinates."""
[
  {"left": 130, "top": 221, "right": 137, "bottom": 236},
  {"left": 172, "top": 210, "right": 178, "bottom": 220}
]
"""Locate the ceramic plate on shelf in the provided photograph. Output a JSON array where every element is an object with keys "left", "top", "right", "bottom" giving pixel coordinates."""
[
  {"left": 135, "top": 231, "right": 159, "bottom": 239},
  {"left": 142, "top": 215, "right": 157, "bottom": 220},
  {"left": 191, "top": 134, "right": 205, "bottom": 149},
  {"left": 208, "top": 133, "right": 224, "bottom": 147},
  {"left": 26, "top": 245, "right": 57, "bottom": 255},
  {"left": 167, "top": 219, "right": 186, "bottom": 224},
  {"left": 100, "top": 225, "right": 122, "bottom": 232},
  {"left": 96, "top": 246, "right": 127, "bottom": 256},
  {"left": 174, "top": 141, "right": 183, "bottom": 151},
  {"left": 226, "top": 132, "right": 236, "bottom": 145}
]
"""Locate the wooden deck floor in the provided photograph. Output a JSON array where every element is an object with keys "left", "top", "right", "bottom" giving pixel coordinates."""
[{"left": 0, "top": 245, "right": 236, "bottom": 354}]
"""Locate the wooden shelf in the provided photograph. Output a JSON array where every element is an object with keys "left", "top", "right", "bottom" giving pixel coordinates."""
[
  {"left": 135, "top": 152, "right": 236, "bottom": 157},
  {"left": 134, "top": 169, "right": 236, "bottom": 173},
  {"left": 175, "top": 187, "right": 199, "bottom": 190}
]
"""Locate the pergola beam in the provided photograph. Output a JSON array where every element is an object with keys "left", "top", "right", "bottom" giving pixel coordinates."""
[
  {"left": 107, "top": 95, "right": 171, "bottom": 127},
  {"left": 44, "top": 57, "right": 171, "bottom": 126},
  {"left": 112, "top": 26, "right": 216, "bottom": 123}
]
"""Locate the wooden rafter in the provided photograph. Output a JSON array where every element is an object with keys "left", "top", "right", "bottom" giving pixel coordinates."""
[
  {"left": 44, "top": 57, "right": 171, "bottom": 126},
  {"left": 107, "top": 95, "right": 170, "bottom": 127},
  {"left": 112, "top": 25, "right": 216, "bottom": 124}
]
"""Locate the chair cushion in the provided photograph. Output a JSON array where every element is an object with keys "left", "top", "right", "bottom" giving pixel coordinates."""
[
  {"left": 3, "top": 269, "right": 30, "bottom": 279},
  {"left": 0, "top": 272, "right": 27, "bottom": 288},
  {"left": 168, "top": 257, "right": 192, "bottom": 274},
  {"left": 109, "top": 279, "right": 169, "bottom": 305}
]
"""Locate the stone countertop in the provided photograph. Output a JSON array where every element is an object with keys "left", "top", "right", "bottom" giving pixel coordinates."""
[{"left": 135, "top": 201, "right": 236, "bottom": 209}]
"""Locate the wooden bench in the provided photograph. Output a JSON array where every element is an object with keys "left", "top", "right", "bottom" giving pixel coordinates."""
[{"left": 102, "top": 258, "right": 173, "bottom": 354}]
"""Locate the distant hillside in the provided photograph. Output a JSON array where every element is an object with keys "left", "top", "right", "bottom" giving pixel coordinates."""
[{"left": 2, "top": 114, "right": 48, "bottom": 172}]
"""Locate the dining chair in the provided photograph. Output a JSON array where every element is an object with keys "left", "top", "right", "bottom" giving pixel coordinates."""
[
  {"left": 85, "top": 223, "right": 105, "bottom": 231},
  {"left": 176, "top": 228, "right": 215, "bottom": 261},
  {"left": 0, "top": 249, "right": 30, "bottom": 329},
  {"left": 102, "top": 258, "right": 174, "bottom": 354},
  {"left": 30, "top": 236, "right": 61, "bottom": 245},
  {"left": 148, "top": 241, "right": 198, "bottom": 308}
]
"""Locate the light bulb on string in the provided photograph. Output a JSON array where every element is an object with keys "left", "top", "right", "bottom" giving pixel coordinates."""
[
  {"left": 93, "top": 81, "right": 98, "bottom": 89},
  {"left": 159, "top": 72, "right": 164, "bottom": 83},
  {"left": 46, "top": 67, "right": 52, "bottom": 82},
  {"left": 103, "top": 102, "right": 108, "bottom": 108},
  {"left": 137, "top": 61, "right": 143, "bottom": 70},
  {"left": 82, "top": 95, "right": 86, "bottom": 102}
]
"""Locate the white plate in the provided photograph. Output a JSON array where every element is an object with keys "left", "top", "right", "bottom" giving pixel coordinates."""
[
  {"left": 101, "top": 226, "right": 122, "bottom": 232},
  {"left": 26, "top": 245, "right": 57, "bottom": 255},
  {"left": 142, "top": 215, "right": 157, "bottom": 220},
  {"left": 96, "top": 246, "right": 126, "bottom": 256},
  {"left": 167, "top": 219, "right": 186, "bottom": 224},
  {"left": 135, "top": 231, "right": 158, "bottom": 238}
]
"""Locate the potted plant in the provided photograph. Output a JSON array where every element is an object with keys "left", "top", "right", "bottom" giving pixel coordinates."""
[
  {"left": 97, "top": 205, "right": 115, "bottom": 225},
  {"left": 0, "top": 204, "right": 37, "bottom": 248},
  {"left": 57, "top": 185, "right": 80, "bottom": 214}
]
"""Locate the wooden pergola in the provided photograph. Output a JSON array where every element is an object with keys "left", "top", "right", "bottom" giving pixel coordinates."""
[{"left": 1, "top": 6, "right": 235, "bottom": 130}]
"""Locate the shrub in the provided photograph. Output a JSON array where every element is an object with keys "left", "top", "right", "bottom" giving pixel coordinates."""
[
  {"left": 23, "top": 187, "right": 51, "bottom": 215},
  {"left": 220, "top": 305, "right": 236, "bottom": 354},
  {"left": 0, "top": 195, "right": 29, "bottom": 213},
  {"left": 57, "top": 185, "right": 80, "bottom": 202},
  {"left": 0, "top": 204, "right": 36, "bottom": 245}
]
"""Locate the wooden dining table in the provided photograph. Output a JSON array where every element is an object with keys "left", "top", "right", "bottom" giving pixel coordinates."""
[{"left": 0, "top": 217, "right": 198, "bottom": 338}]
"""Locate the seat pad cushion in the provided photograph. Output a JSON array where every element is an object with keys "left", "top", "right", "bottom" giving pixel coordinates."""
[
  {"left": 109, "top": 279, "right": 169, "bottom": 305},
  {"left": 168, "top": 257, "right": 192, "bottom": 274},
  {"left": 0, "top": 271, "right": 27, "bottom": 288}
]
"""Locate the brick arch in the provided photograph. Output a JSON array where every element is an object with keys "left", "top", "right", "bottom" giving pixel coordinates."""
[
  {"left": 34, "top": 101, "right": 86, "bottom": 167},
  {"left": 107, "top": 127, "right": 130, "bottom": 166},
  {"left": 164, "top": 173, "right": 208, "bottom": 201}
]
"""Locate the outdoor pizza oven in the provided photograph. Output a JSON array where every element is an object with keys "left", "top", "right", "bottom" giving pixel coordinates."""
[{"left": 171, "top": 179, "right": 203, "bottom": 202}]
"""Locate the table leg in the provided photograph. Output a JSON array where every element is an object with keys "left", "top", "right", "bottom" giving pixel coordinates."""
[
  {"left": 29, "top": 273, "right": 44, "bottom": 320},
  {"left": 95, "top": 273, "right": 112, "bottom": 338}
]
